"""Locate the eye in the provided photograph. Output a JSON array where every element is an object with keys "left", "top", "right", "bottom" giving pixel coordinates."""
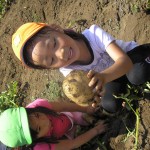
[
  {"left": 54, "top": 38, "right": 56, "bottom": 48},
  {"left": 50, "top": 57, "right": 54, "bottom": 66},
  {"left": 35, "top": 113, "right": 39, "bottom": 118},
  {"left": 35, "top": 113, "right": 40, "bottom": 132},
  {"left": 37, "top": 126, "right": 41, "bottom": 133}
]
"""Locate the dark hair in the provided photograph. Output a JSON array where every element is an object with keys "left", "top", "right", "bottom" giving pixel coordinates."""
[
  {"left": 23, "top": 26, "right": 92, "bottom": 69},
  {"left": 24, "top": 106, "right": 59, "bottom": 150}
]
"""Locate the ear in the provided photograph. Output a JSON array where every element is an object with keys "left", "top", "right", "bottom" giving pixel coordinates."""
[{"left": 48, "top": 24, "right": 64, "bottom": 33}]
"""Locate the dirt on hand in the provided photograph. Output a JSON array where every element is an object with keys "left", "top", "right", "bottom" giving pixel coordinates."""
[{"left": 0, "top": 0, "right": 150, "bottom": 149}]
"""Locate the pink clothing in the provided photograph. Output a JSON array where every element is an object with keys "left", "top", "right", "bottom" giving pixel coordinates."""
[
  {"left": 34, "top": 143, "right": 55, "bottom": 150},
  {"left": 26, "top": 99, "right": 88, "bottom": 150},
  {"left": 27, "top": 99, "right": 72, "bottom": 139}
]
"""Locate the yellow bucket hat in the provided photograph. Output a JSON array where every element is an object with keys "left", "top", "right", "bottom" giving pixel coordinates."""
[{"left": 12, "top": 22, "right": 48, "bottom": 67}]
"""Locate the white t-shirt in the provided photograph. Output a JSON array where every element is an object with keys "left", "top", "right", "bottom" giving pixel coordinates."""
[{"left": 60, "top": 24, "right": 138, "bottom": 77}]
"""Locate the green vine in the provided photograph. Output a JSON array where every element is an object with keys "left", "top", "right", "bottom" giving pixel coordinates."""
[
  {"left": 114, "top": 82, "right": 150, "bottom": 149},
  {"left": 0, "top": 81, "right": 20, "bottom": 114}
]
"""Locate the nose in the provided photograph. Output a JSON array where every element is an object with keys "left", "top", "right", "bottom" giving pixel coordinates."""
[{"left": 55, "top": 48, "right": 68, "bottom": 61}]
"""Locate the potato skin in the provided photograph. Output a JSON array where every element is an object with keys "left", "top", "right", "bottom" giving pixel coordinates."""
[{"left": 62, "top": 70, "right": 94, "bottom": 106}]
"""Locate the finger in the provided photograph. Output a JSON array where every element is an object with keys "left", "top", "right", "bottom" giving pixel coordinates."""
[
  {"left": 99, "top": 88, "right": 105, "bottom": 96},
  {"left": 94, "top": 89, "right": 103, "bottom": 97},
  {"left": 88, "top": 76, "right": 98, "bottom": 87},
  {"left": 95, "top": 80, "right": 102, "bottom": 91},
  {"left": 94, "top": 96, "right": 101, "bottom": 103},
  {"left": 87, "top": 70, "right": 95, "bottom": 79},
  {"left": 92, "top": 102, "right": 97, "bottom": 108},
  {"left": 95, "top": 89, "right": 102, "bottom": 96},
  {"left": 92, "top": 102, "right": 100, "bottom": 110},
  {"left": 94, "top": 95, "right": 99, "bottom": 100}
]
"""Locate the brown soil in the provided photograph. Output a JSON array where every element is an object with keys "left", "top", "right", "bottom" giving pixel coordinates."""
[{"left": 0, "top": 0, "right": 150, "bottom": 149}]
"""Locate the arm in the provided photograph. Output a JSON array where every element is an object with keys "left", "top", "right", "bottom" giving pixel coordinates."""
[
  {"left": 55, "top": 121, "right": 107, "bottom": 150},
  {"left": 101, "top": 41, "right": 133, "bottom": 82},
  {"left": 26, "top": 99, "right": 95, "bottom": 114},
  {"left": 88, "top": 41, "right": 133, "bottom": 92},
  {"left": 50, "top": 100, "right": 95, "bottom": 114}
]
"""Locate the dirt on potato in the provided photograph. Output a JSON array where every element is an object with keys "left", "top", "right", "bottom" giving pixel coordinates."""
[
  {"left": 62, "top": 70, "right": 94, "bottom": 106},
  {"left": 0, "top": 0, "right": 150, "bottom": 149}
]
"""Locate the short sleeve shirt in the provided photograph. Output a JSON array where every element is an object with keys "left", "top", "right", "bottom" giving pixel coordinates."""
[{"left": 59, "top": 24, "right": 138, "bottom": 76}]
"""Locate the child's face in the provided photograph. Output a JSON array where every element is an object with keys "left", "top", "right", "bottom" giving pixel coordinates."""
[
  {"left": 28, "top": 112, "right": 52, "bottom": 138},
  {"left": 27, "top": 30, "right": 81, "bottom": 69}
]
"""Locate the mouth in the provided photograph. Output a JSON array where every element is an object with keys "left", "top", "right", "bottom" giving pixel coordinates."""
[{"left": 68, "top": 47, "right": 73, "bottom": 59}]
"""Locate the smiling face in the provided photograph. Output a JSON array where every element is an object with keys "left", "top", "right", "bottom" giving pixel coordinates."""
[
  {"left": 28, "top": 112, "right": 52, "bottom": 138},
  {"left": 26, "top": 29, "right": 81, "bottom": 69}
]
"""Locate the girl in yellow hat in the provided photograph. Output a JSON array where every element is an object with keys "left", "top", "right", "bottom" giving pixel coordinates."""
[{"left": 12, "top": 22, "right": 150, "bottom": 115}]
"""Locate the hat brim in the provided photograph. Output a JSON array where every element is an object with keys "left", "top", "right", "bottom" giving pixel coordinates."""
[
  {"left": 19, "top": 107, "right": 32, "bottom": 145},
  {"left": 20, "top": 25, "right": 47, "bottom": 68}
]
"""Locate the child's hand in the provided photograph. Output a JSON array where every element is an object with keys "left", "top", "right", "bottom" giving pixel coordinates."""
[
  {"left": 93, "top": 120, "right": 108, "bottom": 135},
  {"left": 86, "top": 96, "right": 102, "bottom": 114},
  {"left": 87, "top": 70, "right": 105, "bottom": 96},
  {"left": 92, "top": 95, "right": 101, "bottom": 107},
  {"left": 86, "top": 105, "right": 97, "bottom": 114}
]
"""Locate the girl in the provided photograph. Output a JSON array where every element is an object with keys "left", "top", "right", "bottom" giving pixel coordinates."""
[
  {"left": 12, "top": 22, "right": 150, "bottom": 114},
  {"left": 0, "top": 99, "right": 107, "bottom": 150}
]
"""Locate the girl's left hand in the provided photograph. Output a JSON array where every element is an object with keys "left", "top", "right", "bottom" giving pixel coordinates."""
[{"left": 87, "top": 70, "right": 105, "bottom": 95}]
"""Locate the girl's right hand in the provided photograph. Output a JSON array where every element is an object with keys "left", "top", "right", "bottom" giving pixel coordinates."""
[{"left": 93, "top": 120, "right": 108, "bottom": 135}]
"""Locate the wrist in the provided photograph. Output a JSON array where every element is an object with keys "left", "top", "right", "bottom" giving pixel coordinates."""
[
  {"left": 76, "top": 104, "right": 88, "bottom": 113},
  {"left": 99, "top": 72, "right": 107, "bottom": 85},
  {"left": 81, "top": 105, "right": 89, "bottom": 113},
  {"left": 91, "top": 127, "right": 98, "bottom": 136},
  {"left": 85, "top": 106, "right": 89, "bottom": 113}
]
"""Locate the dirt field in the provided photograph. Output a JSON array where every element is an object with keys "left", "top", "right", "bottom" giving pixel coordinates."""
[{"left": 0, "top": 0, "right": 150, "bottom": 149}]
